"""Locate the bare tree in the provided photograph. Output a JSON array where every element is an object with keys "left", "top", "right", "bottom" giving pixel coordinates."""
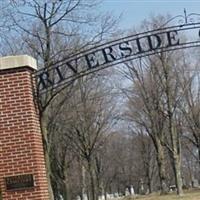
[
  {"left": 178, "top": 52, "right": 200, "bottom": 183},
  {"left": 52, "top": 73, "right": 117, "bottom": 200},
  {"left": 120, "top": 14, "right": 190, "bottom": 195},
  {"left": 0, "top": 1, "right": 118, "bottom": 199},
  {"left": 123, "top": 60, "right": 169, "bottom": 194}
]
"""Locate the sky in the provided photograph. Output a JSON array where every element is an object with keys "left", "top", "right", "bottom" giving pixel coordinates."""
[{"left": 100, "top": 0, "right": 200, "bottom": 29}]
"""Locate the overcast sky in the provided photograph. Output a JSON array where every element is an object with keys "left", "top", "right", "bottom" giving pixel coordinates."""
[{"left": 100, "top": 0, "right": 200, "bottom": 29}]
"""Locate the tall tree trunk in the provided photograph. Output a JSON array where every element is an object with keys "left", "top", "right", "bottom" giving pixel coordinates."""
[
  {"left": 170, "top": 125, "right": 183, "bottom": 196},
  {"left": 156, "top": 139, "right": 168, "bottom": 195},
  {"left": 104, "top": 188, "right": 107, "bottom": 200},
  {"left": 173, "top": 154, "right": 183, "bottom": 195},
  {"left": 198, "top": 141, "right": 200, "bottom": 184},
  {"left": 164, "top": 62, "right": 183, "bottom": 196},
  {"left": 147, "top": 176, "right": 152, "bottom": 194},
  {"left": 63, "top": 158, "right": 71, "bottom": 200},
  {"left": 146, "top": 159, "right": 152, "bottom": 194},
  {"left": 81, "top": 165, "right": 86, "bottom": 200},
  {"left": 88, "top": 160, "right": 96, "bottom": 200},
  {"left": 40, "top": 113, "right": 55, "bottom": 200}
]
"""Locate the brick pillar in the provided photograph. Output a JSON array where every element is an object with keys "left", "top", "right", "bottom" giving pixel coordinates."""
[{"left": 0, "top": 55, "right": 49, "bottom": 199}]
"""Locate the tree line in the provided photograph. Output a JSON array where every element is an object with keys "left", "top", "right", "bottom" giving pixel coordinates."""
[{"left": 0, "top": 1, "right": 200, "bottom": 200}]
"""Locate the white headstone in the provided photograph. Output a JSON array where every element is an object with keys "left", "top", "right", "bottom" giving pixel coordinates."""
[
  {"left": 125, "top": 188, "right": 129, "bottom": 196},
  {"left": 98, "top": 195, "right": 105, "bottom": 200},
  {"left": 76, "top": 196, "right": 81, "bottom": 200},
  {"left": 59, "top": 194, "right": 64, "bottom": 200},
  {"left": 83, "top": 194, "right": 88, "bottom": 200},
  {"left": 193, "top": 179, "right": 199, "bottom": 188},
  {"left": 130, "top": 185, "right": 135, "bottom": 195},
  {"left": 114, "top": 192, "right": 119, "bottom": 198}
]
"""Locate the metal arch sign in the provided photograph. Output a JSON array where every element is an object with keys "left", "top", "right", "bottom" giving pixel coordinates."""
[{"left": 34, "top": 22, "right": 200, "bottom": 94}]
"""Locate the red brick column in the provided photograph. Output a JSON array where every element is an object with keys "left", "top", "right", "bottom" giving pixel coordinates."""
[{"left": 0, "top": 55, "right": 49, "bottom": 199}]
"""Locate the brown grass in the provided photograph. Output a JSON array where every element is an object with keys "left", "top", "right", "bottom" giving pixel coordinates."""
[{"left": 123, "top": 189, "right": 200, "bottom": 200}]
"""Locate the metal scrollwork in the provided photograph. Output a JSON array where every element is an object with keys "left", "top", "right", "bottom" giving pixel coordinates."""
[
  {"left": 160, "top": 9, "right": 200, "bottom": 28},
  {"left": 185, "top": 10, "right": 200, "bottom": 24},
  {"left": 34, "top": 9, "right": 200, "bottom": 95}
]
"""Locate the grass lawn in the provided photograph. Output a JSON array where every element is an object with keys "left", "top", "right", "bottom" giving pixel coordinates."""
[{"left": 124, "top": 189, "right": 200, "bottom": 200}]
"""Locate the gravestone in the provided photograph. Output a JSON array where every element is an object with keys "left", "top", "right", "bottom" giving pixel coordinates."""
[
  {"left": 83, "top": 193, "right": 88, "bottom": 200},
  {"left": 77, "top": 195, "right": 81, "bottom": 200},
  {"left": 139, "top": 179, "right": 145, "bottom": 195},
  {"left": 125, "top": 188, "right": 129, "bottom": 196},
  {"left": 130, "top": 185, "right": 135, "bottom": 195},
  {"left": 192, "top": 179, "right": 199, "bottom": 188}
]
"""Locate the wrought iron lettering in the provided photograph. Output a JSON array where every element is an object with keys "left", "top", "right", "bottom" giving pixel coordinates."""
[
  {"left": 85, "top": 52, "right": 100, "bottom": 69},
  {"left": 38, "top": 71, "right": 54, "bottom": 90},
  {"left": 102, "top": 46, "right": 117, "bottom": 63},
  {"left": 166, "top": 30, "right": 180, "bottom": 46},
  {"left": 147, "top": 34, "right": 162, "bottom": 50},
  {"left": 119, "top": 41, "right": 133, "bottom": 58},
  {"left": 34, "top": 22, "right": 200, "bottom": 93}
]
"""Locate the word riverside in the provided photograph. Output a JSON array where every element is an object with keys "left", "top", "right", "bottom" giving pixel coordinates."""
[{"left": 36, "top": 24, "right": 200, "bottom": 91}]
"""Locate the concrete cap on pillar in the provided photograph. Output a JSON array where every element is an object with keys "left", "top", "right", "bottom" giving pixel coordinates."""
[{"left": 0, "top": 55, "right": 37, "bottom": 71}]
